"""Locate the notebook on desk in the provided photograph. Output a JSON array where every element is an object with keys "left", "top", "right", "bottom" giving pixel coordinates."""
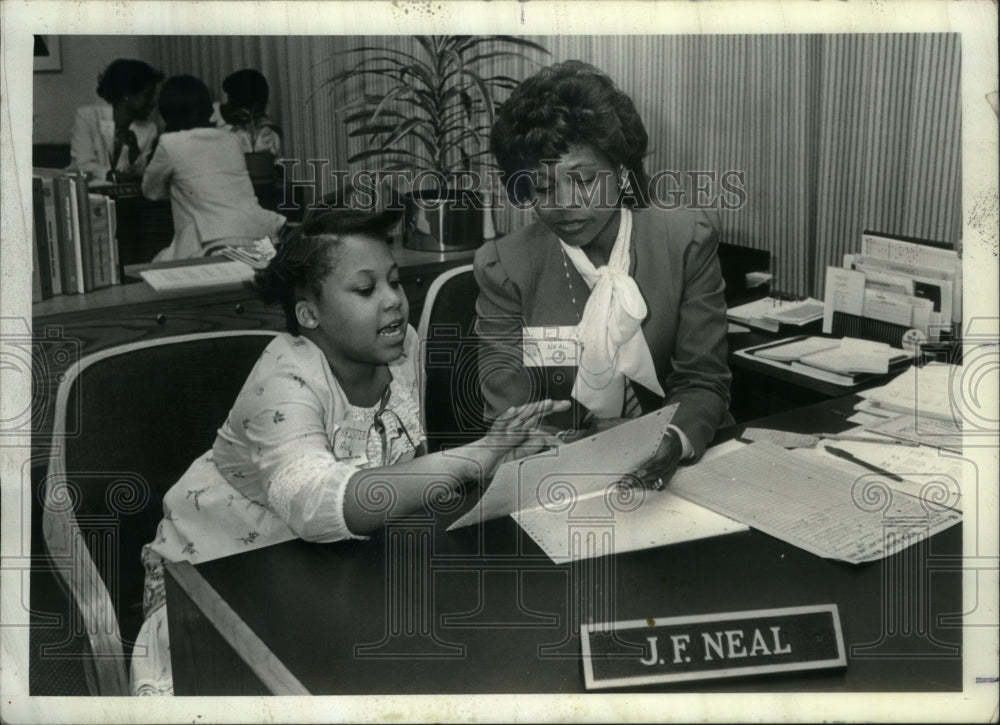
[
  {"left": 136, "top": 258, "right": 255, "bottom": 292},
  {"left": 727, "top": 296, "right": 824, "bottom": 333},
  {"left": 737, "top": 336, "right": 913, "bottom": 386}
]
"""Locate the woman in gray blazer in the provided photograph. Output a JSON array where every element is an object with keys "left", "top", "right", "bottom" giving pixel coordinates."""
[{"left": 474, "top": 61, "right": 733, "bottom": 489}]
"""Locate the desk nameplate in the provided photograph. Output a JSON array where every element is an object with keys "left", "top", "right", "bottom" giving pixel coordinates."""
[{"left": 581, "top": 604, "right": 846, "bottom": 689}]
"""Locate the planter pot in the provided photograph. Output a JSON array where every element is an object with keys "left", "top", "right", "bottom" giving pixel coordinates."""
[{"left": 403, "top": 188, "right": 494, "bottom": 252}]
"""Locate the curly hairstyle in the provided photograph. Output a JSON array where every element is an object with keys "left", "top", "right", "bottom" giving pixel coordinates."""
[
  {"left": 255, "top": 207, "right": 402, "bottom": 335},
  {"left": 490, "top": 60, "right": 650, "bottom": 207},
  {"left": 222, "top": 69, "right": 270, "bottom": 115},
  {"left": 157, "top": 75, "right": 215, "bottom": 133},
  {"left": 96, "top": 59, "right": 164, "bottom": 104}
]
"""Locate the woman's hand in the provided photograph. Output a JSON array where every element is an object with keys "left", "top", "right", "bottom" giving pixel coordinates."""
[{"left": 630, "top": 428, "right": 683, "bottom": 491}]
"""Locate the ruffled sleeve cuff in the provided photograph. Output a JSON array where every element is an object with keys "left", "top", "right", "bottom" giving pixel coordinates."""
[{"left": 267, "top": 451, "right": 369, "bottom": 542}]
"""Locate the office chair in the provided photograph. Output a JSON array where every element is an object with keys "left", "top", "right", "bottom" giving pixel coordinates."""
[
  {"left": 416, "top": 264, "right": 488, "bottom": 453},
  {"left": 41, "top": 330, "right": 277, "bottom": 694},
  {"left": 245, "top": 151, "right": 279, "bottom": 211}
]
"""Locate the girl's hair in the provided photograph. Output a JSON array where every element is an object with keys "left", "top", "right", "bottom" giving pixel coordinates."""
[
  {"left": 222, "top": 69, "right": 270, "bottom": 115},
  {"left": 491, "top": 60, "right": 650, "bottom": 207},
  {"left": 158, "top": 75, "right": 215, "bottom": 133},
  {"left": 255, "top": 207, "right": 403, "bottom": 335},
  {"left": 96, "top": 59, "right": 164, "bottom": 104}
]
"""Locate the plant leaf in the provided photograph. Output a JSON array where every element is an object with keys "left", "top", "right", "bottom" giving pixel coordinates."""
[{"left": 348, "top": 147, "right": 436, "bottom": 167}]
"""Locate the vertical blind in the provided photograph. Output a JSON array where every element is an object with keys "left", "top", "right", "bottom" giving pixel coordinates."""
[{"left": 143, "top": 34, "right": 961, "bottom": 298}]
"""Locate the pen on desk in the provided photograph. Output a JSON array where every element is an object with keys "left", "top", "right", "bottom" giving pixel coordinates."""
[
  {"left": 823, "top": 445, "right": 904, "bottom": 482},
  {"left": 822, "top": 433, "right": 922, "bottom": 447}
]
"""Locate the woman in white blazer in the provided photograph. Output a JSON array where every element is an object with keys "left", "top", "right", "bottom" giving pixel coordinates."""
[
  {"left": 142, "top": 75, "right": 287, "bottom": 262},
  {"left": 70, "top": 59, "right": 164, "bottom": 182}
]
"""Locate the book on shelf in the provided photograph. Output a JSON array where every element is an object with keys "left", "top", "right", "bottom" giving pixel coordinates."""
[
  {"left": 52, "top": 175, "right": 83, "bottom": 294},
  {"left": 32, "top": 177, "right": 53, "bottom": 300},
  {"left": 31, "top": 170, "right": 124, "bottom": 299},
  {"left": 88, "top": 193, "right": 115, "bottom": 289},
  {"left": 73, "top": 172, "right": 96, "bottom": 291},
  {"left": 727, "top": 296, "right": 824, "bottom": 333},
  {"left": 105, "top": 196, "right": 120, "bottom": 284},
  {"left": 39, "top": 176, "right": 63, "bottom": 295}
]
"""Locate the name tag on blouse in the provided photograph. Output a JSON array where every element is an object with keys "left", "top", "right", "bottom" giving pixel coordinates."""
[
  {"left": 523, "top": 326, "right": 581, "bottom": 367},
  {"left": 332, "top": 425, "right": 369, "bottom": 464}
]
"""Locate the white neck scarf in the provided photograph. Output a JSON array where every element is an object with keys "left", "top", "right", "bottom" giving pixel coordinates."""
[{"left": 559, "top": 208, "right": 664, "bottom": 418}]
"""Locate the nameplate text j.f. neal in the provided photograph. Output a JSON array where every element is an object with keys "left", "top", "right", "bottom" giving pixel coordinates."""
[{"left": 581, "top": 604, "right": 846, "bottom": 689}]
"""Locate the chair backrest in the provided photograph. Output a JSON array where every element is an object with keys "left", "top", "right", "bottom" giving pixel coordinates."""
[
  {"left": 42, "top": 330, "right": 277, "bottom": 694},
  {"left": 246, "top": 151, "right": 279, "bottom": 211},
  {"left": 416, "top": 264, "right": 487, "bottom": 453}
]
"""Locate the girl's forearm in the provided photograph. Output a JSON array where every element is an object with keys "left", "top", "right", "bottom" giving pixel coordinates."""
[{"left": 341, "top": 440, "right": 496, "bottom": 535}]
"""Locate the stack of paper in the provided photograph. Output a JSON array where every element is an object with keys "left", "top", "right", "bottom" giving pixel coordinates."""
[
  {"left": 668, "top": 441, "right": 961, "bottom": 564},
  {"left": 739, "top": 336, "right": 912, "bottom": 386},
  {"left": 139, "top": 259, "right": 255, "bottom": 292},
  {"left": 791, "top": 338, "right": 909, "bottom": 380},
  {"left": 727, "top": 297, "right": 824, "bottom": 333},
  {"left": 858, "top": 362, "right": 962, "bottom": 421},
  {"left": 823, "top": 233, "right": 961, "bottom": 340}
]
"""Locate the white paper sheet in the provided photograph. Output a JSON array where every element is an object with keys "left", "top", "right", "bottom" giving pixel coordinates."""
[
  {"left": 753, "top": 336, "right": 841, "bottom": 362},
  {"left": 814, "top": 438, "right": 965, "bottom": 511},
  {"left": 447, "top": 404, "right": 677, "bottom": 530},
  {"left": 512, "top": 439, "right": 749, "bottom": 562},
  {"left": 822, "top": 267, "right": 866, "bottom": 333},
  {"left": 739, "top": 427, "right": 820, "bottom": 448},
  {"left": 513, "top": 487, "right": 747, "bottom": 563},
  {"left": 139, "top": 260, "right": 255, "bottom": 291},
  {"left": 668, "top": 441, "right": 962, "bottom": 564},
  {"left": 858, "top": 363, "right": 963, "bottom": 422}
]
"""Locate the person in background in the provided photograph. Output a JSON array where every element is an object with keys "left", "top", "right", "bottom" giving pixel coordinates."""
[
  {"left": 142, "top": 75, "right": 287, "bottom": 261},
  {"left": 130, "top": 206, "right": 567, "bottom": 695},
  {"left": 209, "top": 68, "right": 282, "bottom": 155},
  {"left": 475, "top": 60, "right": 733, "bottom": 490},
  {"left": 70, "top": 58, "right": 164, "bottom": 182}
]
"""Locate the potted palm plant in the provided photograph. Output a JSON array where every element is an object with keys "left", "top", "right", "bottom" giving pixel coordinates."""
[{"left": 320, "top": 35, "right": 548, "bottom": 250}]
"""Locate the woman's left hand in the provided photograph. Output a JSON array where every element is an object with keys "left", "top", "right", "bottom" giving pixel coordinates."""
[{"left": 631, "top": 428, "right": 683, "bottom": 491}]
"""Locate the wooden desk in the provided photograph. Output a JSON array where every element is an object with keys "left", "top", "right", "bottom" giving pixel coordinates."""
[{"left": 164, "top": 396, "right": 962, "bottom": 696}]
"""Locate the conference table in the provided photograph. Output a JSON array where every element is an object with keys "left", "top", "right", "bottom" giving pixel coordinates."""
[{"left": 164, "top": 395, "right": 963, "bottom": 695}]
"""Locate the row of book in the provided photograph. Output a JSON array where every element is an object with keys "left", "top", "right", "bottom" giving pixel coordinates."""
[{"left": 31, "top": 170, "right": 138, "bottom": 300}]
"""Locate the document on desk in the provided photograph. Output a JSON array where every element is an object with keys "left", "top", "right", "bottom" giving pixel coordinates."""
[
  {"left": 859, "top": 362, "right": 963, "bottom": 422},
  {"left": 512, "top": 440, "right": 748, "bottom": 563},
  {"left": 668, "top": 441, "right": 962, "bottom": 564},
  {"left": 822, "top": 267, "right": 866, "bottom": 334},
  {"left": 140, "top": 259, "right": 255, "bottom": 291},
  {"left": 813, "top": 438, "right": 966, "bottom": 512},
  {"left": 447, "top": 405, "right": 677, "bottom": 531},
  {"left": 867, "top": 413, "right": 963, "bottom": 451}
]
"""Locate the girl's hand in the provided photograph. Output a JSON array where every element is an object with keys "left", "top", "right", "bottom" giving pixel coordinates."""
[
  {"left": 484, "top": 399, "right": 570, "bottom": 445},
  {"left": 477, "top": 399, "right": 570, "bottom": 477}
]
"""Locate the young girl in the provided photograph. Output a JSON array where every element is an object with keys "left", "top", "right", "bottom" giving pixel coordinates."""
[
  {"left": 130, "top": 207, "right": 567, "bottom": 695},
  {"left": 142, "top": 75, "right": 287, "bottom": 261},
  {"left": 212, "top": 68, "right": 282, "bottom": 156}
]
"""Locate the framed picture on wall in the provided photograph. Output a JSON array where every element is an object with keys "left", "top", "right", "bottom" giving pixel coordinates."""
[{"left": 33, "top": 35, "right": 61, "bottom": 72}]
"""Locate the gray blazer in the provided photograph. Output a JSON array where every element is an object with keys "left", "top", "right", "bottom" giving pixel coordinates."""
[{"left": 474, "top": 206, "right": 733, "bottom": 458}]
